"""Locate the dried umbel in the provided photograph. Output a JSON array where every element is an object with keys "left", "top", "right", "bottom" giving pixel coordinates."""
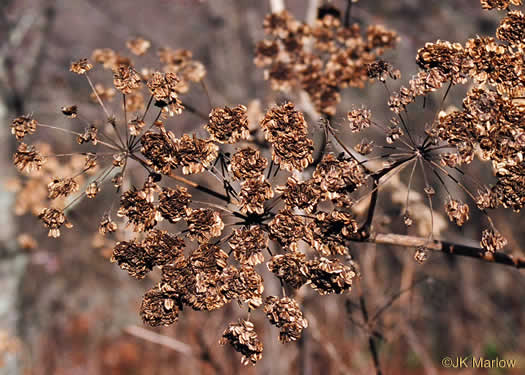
[
  {"left": 13, "top": 143, "right": 46, "bottom": 174},
  {"left": 173, "top": 134, "right": 219, "bottom": 175},
  {"left": 140, "top": 287, "right": 182, "bottom": 327},
  {"left": 146, "top": 71, "right": 183, "bottom": 115},
  {"left": 308, "top": 257, "right": 356, "bottom": 295},
  {"left": 111, "top": 240, "right": 154, "bottom": 279},
  {"left": 11, "top": 115, "right": 37, "bottom": 141},
  {"left": 306, "top": 211, "right": 358, "bottom": 256},
  {"left": 70, "top": 58, "right": 93, "bottom": 74},
  {"left": 481, "top": 228, "right": 508, "bottom": 252},
  {"left": 239, "top": 176, "right": 274, "bottom": 215},
  {"left": 277, "top": 177, "right": 320, "bottom": 213},
  {"left": 445, "top": 199, "right": 470, "bottom": 227},
  {"left": 267, "top": 251, "right": 310, "bottom": 289},
  {"left": 481, "top": 0, "right": 523, "bottom": 9},
  {"left": 126, "top": 37, "right": 151, "bottom": 56},
  {"left": 313, "top": 154, "right": 366, "bottom": 200},
  {"left": 117, "top": 188, "right": 158, "bottom": 232},
  {"left": 206, "top": 105, "right": 250, "bottom": 144},
  {"left": 220, "top": 265, "right": 264, "bottom": 309},
  {"left": 347, "top": 107, "right": 371, "bottom": 132},
  {"left": 9, "top": 36, "right": 368, "bottom": 363},
  {"left": 11, "top": 1, "right": 524, "bottom": 366},
  {"left": 113, "top": 64, "right": 141, "bottom": 94},
  {"left": 269, "top": 209, "right": 306, "bottom": 250},
  {"left": 158, "top": 186, "right": 191, "bottom": 223},
  {"left": 230, "top": 147, "right": 268, "bottom": 180},
  {"left": 38, "top": 208, "right": 73, "bottom": 238},
  {"left": 186, "top": 208, "right": 224, "bottom": 243},
  {"left": 219, "top": 320, "right": 263, "bottom": 366},
  {"left": 264, "top": 296, "right": 308, "bottom": 343},
  {"left": 229, "top": 226, "right": 267, "bottom": 266},
  {"left": 256, "top": 6, "right": 399, "bottom": 115}
]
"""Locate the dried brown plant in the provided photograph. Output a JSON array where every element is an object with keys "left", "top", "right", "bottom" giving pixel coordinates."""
[{"left": 8, "top": 0, "right": 525, "bottom": 366}]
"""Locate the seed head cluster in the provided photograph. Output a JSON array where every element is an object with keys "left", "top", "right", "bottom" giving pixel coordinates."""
[{"left": 8, "top": 1, "right": 525, "bottom": 365}]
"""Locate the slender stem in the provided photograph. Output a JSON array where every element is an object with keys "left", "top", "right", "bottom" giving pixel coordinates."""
[
  {"left": 85, "top": 73, "right": 111, "bottom": 119},
  {"left": 359, "top": 293, "right": 383, "bottom": 375},
  {"left": 344, "top": 0, "right": 353, "bottom": 27},
  {"left": 123, "top": 93, "right": 129, "bottom": 147},
  {"left": 357, "top": 156, "right": 415, "bottom": 237},
  {"left": 367, "top": 233, "right": 525, "bottom": 269},
  {"left": 418, "top": 156, "right": 434, "bottom": 240},
  {"left": 141, "top": 94, "right": 154, "bottom": 122},
  {"left": 130, "top": 108, "right": 163, "bottom": 150},
  {"left": 166, "top": 171, "right": 230, "bottom": 203},
  {"left": 403, "top": 158, "right": 418, "bottom": 217},
  {"left": 324, "top": 120, "right": 367, "bottom": 169},
  {"left": 37, "top": 123, "right": 121, "bottom": 151}
]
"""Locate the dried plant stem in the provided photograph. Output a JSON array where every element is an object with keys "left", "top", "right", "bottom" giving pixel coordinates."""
[
  {"left": 167, "top": 171, "right": 230, "bottom": 203},
  {"left": 358, "top": 290, "right": 383, "bottom": 375},
  {"left": 124, "top": 325, "right": 192, "bottom": 354},
  {"left": 359, "top": 156, "right": 415, "bottom": 237},
  {"left": 368, "top": 233, "right": 525, "bottom": 269},
  {"left": 269, "top": 0, "right": 285, "bottom": 12},
  {"left": 37, "top": 123, "right": 120, "bottom": 151},
  {"left": 85, "top": 73, "right": 111, "bottom": 120},
  {"left": 305, "top": 312, "right": 355, "bottom": 375},
  {"left": 344, "top": 0, "right": 357, "bottom": 28}
]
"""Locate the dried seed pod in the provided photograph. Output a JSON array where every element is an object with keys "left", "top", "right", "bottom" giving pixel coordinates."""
[
  {"left": 186, "top": 209, "right": 224, "bottom": 243},
  {"left": 126, "top": 37, "right": 151, "bottom": 56},
  {"left": 264, "top": 296, "right": 308, "bottom": 343},
  {"left": 38, "top": 208, "right": 73, "bottom": 238},
  {"left": 445, "top": 199, "right": 470, "bottom": 226},
  {"left": 11, "top": 115, "right": 37, "bottom": 140},
  {"left": 229, "top": 226, "right": 267, "bottom": 266},
  {"left": 481, "top": 228, "right": 507, "bottom": 253},
  {"left": 70, "top": 58, "right": 93, "bottom": 74},
  {"left": 205, "top": 105, "right": 250, "bottom": 144},
  {"left": 347, "top": 107, "right": 371, "bottom": 132},
  {"left": 307, "top": 257, "right": 356, "bottom": 295},
  {"left": 140, "top": 286, "right": 182, "bottom": 327},
  {"left": 230, "top": 147, "right": 268, "bottom": 181},
  {"left": 219, "top": 320, "right": 263, "bottom": 366},
  {"left": 414, "top": 247, "right": 429, "bottom": 264}
]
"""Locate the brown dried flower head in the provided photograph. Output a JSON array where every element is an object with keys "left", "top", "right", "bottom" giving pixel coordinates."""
[
  {"left": 206, "top": 105, "right": 250, "bottom": 144},
  {"left": 219, "top": 320, "right": 263, "bottom": 366},
  {"left": 239, "top": 176, "right": 274, "bottom": 215},
  {"left": 264, "top": 296, "right": 308, "bottom": 343},
  {"left": 267, "top": 252, "right": 310, "bottom": 289},
  {"left": 186, "top": 208, "right": 224, "bottom": 243},
  {"left": 445, "top": 199, "right": 470, "bottom": 227},
  {"left": 140, "top": 286, "right": 182, "bottom": 326},
  {"left": 38, "top": 208, "right": 73, "bottom": 238},
  {"left": 113, "top": 64, "right": 142, "bottom": 94},
  {"left": 126, "top": 37, "right": 151, "bottom": 56},
  {"left": 70, "top": 58, "right": 93, "bottom": 74},
  {"left": 481, "top": 228, "right": 508, "bottom": 253},
  {"left": 13, "top": 143, "right": 46, "bottom": 174},
  {"left": 480, "top": 0, "right": 522, "bottom": 10},
  {"left": 229, "top": 226, "right": 267, "bottom": 266},
  {"left": 307, "top": 257, "right": 356, "bottom": 295},
  {"left": 229, "top": 147, "right": 268, "bottom": 181},
  {"left": 11, "top": 115, "right": 37, "bottom": 141},
  {"left": 47, "top": 177, "right": 79, "bottom": 199}
]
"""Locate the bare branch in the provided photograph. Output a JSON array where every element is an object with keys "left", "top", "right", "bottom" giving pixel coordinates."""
[
  {"left": 367, "top": 233, "right": 525, "bottom": 269},
  {"left": 269, "top": 0, "right": 285, "bottom": 13},
  {"left": 124, "top": 325, "right": 193, "bottom": 355}
]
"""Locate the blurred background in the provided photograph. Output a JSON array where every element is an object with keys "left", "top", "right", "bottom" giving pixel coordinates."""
[{"left": 0, "top": 0, "right": 524, "bottom": 374}]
